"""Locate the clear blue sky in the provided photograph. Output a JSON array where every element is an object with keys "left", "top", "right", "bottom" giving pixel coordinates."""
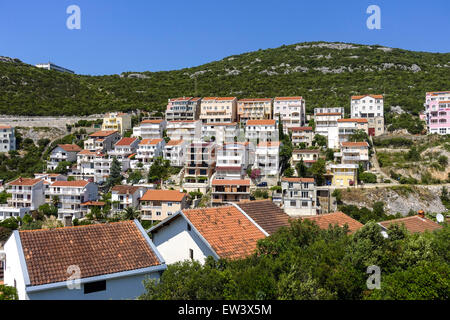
[{"left": 1, "top": 0, "right": 449, "bottom": 75}]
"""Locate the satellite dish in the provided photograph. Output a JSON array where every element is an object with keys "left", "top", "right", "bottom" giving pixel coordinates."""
[
  {"left": 436, "top": 213, "right": 444, "bottom": 223},
  {"left": 381, "top": 230, "right": 389, "bottom": 239}
]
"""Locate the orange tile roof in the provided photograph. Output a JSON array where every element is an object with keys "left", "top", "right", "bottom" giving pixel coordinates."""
[
  {"left": 378, "top": 215, "right": 443, "bottom": 233},
  {"left": 140, "top": 190, "right": 187, "bottom": 202},
  {"left": 115, "top": 137, "right": 138, "bottom": 146},
  {"left": 170, "top": 97, "right": 193, "bottom": 102},
  {"left": 9, "top": 178, "right": 42, "bottom": 186},
  {"left": 142, "top": 119, "right": 164, "bottom": 124},
  {"left": 274, "top": 96, "right": 303, "bottom": 101},
  {"left": 439, "top": 101, "right": 450, "bottom": 104},
  {"left": 183, "top": 206, "right": 266, "bottom": 259},
  {"left": 89, "top": 130, "right": 118, "bottom": 137},
  {"left": 0, "top": 125, "right": 12, "bottom": 129},
  {"left": 202, "top": 97, "right": 236, "bottom": 101},
  {"left": 337, "top": 118, "right": 368, "bottom": 123},
  {"left": 212, "top": 179, "right": 251, "bottom": 186},
  {"left": 282, "top": 177, "right": 315, "bottom": 183},
  {"left": 78, "top": 150, "right": 100, "bottom": 156},
  {"left": 351, "top": 94, "right": 384, "bottom": 100},
  {"left": 19, "top": 221, "right": 162, "bottom": 286},
  {"left": 427, "top": 91, "right": 450, "bottom": 96},
  {"left": 166, "top": 139, "right": 185, "bottom": 146},
  {"left": 302, "top": 212, "right": 363, "bottom": 233},
  {"left": 140, "top": 138, "right": 164, "bottom": 145},
  {"left": 80, "top": 201, "right": 106, "bottom": 206},
  {"left": 57, "top": 144, "right": 82, "bottom": 152},
  {"left": 257, "top": 141, "right": 281, "bottom": 147},
  {"left": 51, "top": 180, "right": 89, "bottom": 187},
  {"left": 341, "top": 142, "right": 369, "bottom": 147},
  {"left": 111, "top": 185, "right": 141, "bottom": 194},
  {"left": 204, "top": 122, "right": 238, "bottom": 126},
  {"left": 168, "top": 120, "right": 197, "bottom": 123},
  {"left": 293, "top": 149, "right": 320, "bottom": 153},
  {"left": 238, "top": 98, "right": 273, "bottom": 102},
  {"left": 290, "top": 126, "right": 313, "bottom": 131},
  {"left": 315, "top": 112, "right": 342, "bottom": 116},
  {"left": 246, "top": 119, "right": 276, "bottom": 126}
]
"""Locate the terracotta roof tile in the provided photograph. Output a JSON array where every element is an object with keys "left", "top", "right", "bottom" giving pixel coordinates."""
[
  {"left": 57, "top": 144, "right": 82, "bottom": 152},
  {"left": 111, "top": 185, "right": 141, "bottom": 195},
  {"left": 89, "top": 130, "right": 118, "bottom": 137},
  {"left": 115, "top": 137, "right": 138, "bottom": 146},
  {"left": 51, "top": 180, "right": 89, "bottom": 187},
  {"left": 238, "top": 98, "right": 273, "bottom": 102},
  {"left": 282, "top": 177, "right": 315, "bottom": 183},
  {"left": 140, "top": 138, "right": 164, "bottom": 145},
  {"left": 19, "top": 221, "right": 162, "bottom": 286},
  {"left": 141, "top": 119, "right": 164, "bottom": 124},
  {"left": 274, "top": 96, "right": 303, "bottom": 101},
  {"left": 140, "top": 190, "right": 186, "bottom": 202},
  {"left": 337, "top": 118, "right": 368, "bottom": 123},
  {"left": 290, "top": 126, "right": 313, "bottom": 132},
  {"left": 257, "top": 141, "right": 281, "bottom": 147},
  {"left": 351, "top": 94, "right": 384, "bottom": 100},
  {"left": 9, "top": 178, "right": 42, "bottom": 186},
  {"left": 183, "top": 206, "right": 266, "bottom": 259},
  {"left": 341, "top": 142, "right": 369, "bottom": 147},
  {"left": 301, "top": 212, "right": 363, "bottom": 233},
  {"left": 165, "top": 139, "right": 185, "bottom": 146},
  {"left": 378, "top": 215, "right": 443, "bottom": 233},
  {"left": 315, "top": 112, "right": 342, "bottom": 116},
  {"left": 246, "top": 119, "right": 276, "bottom": 126},
  {"left": 212, "top": 179, "right": 250, "bottom": 186}
]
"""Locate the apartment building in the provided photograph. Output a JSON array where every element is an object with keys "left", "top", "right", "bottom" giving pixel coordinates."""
[
  {"left": 165, "top": 97, "right": 201, "bottom": 121},
  {"left": 132, "top": 119, "right": 166, "bottom": 140},
  {"left": 199, "top": 97, "right": 237, "bottom": 123},
  {"left": 111, "top": 185, "right": 145, "bottom": 212},
  {"left": 164, "top": 139, "right": 188, "bottom": 167},
  {"left": 202, "top": 122, "right": 239, "bottom": 145},
  {"left": 290, "top": 127, "right": 314, "bottom": 147},
  {"left": 216, "top": 142, "right": 254, "bottom": 180},
  {"left": 46, "top": 180, "right": 98, "bottom": 219},
  {"left": 0, "top": 125, "right": 16, "bottom": 152},
  {"left": 237, "top": 98, "right": 273, "bottom": 123},
  {"left": 109, "top": 137, "right": 140, "bottom": 171},
  {"left": 47, "top": 144, "right": 82, "bottom": 171},
  {"left": 350, "top": 95, "right": 384, "bottom": 136},
  {"left": 34, "top": 173, "right": 67, "bottom": 185},
  {"left": 314, "top": 107, "right": 345, "bottom": 118},
  {"left": 211, "top": 179, "right": 251, "bottom": 205},
  {"left": 273, "top": 97, "right": 306, "bottom": 134},
  {"left": 76, "top": 150, "right": 98, "bottom": 179},
  {"left": 0, "top": 178, "right": 45, "bottom": 220},
  {"left": 140, "top": 190, "right": 188, "bottom": 222},
  {"left": 328, "top": 164, "right": 359, "bottom": 187},
  {"left": 183, "top": 142, "right": 217, "bottom": 192},
  {"left": 84, "top": 130, "right": 121, "bottom": 152},
  {"left": 424, "top": 91, "right": 450, "bottom": 135},
  {"left": 254, "top": 141, "right": 280, "bottom": 178},
  {"left": 314, "top": 112, "right": 342, "bottom": 149},
  {"left": 166, "top": 120, "right": 202, "bottom": 143},
  {"left": 245, "top": 120, "right": 278, "bottom": 144},
  {"left": 335, "top": 142, "right": 370, "bottom": 169},
  {"left": 135, "top": 139, "right": 165, "bottom": 170},
  {"left": 281, "top": 177, "right": 317, "bottom": 216},
  {"left": 291, "top": 149, "right": 320, "bottom": 168},
  {"left": 102, "top": 112, "right": 132, "bottom": 136},
  {"left": 337, "top": 118, "right": 369, "bottom": 144}
]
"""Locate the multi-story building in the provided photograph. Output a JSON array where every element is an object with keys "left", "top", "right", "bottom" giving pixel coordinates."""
[
  {"left": 132, "top": 119, "right": 166, "bottom": 140},
  {"left": 135, "top": 139, "right": 165, "bottom": 170},
  {"left": 254, "top": 141, "right": 280, "bottom": 178},
  {"left": 314, "top": 107, "right": 345, "bottom": 118},
  {"left": 291, "top": 149, "right": 320, "bottom": 168},
  {"left": 237, "top": 98, "right": 273, "bottom": 123},
  {"left": 0, "top": 178, "right": 45, "bottom": 220},
  {"left": 165, "top": 97, "right": 201, "bottom": 121},
  {"left": 84, "top": 130, "right": 121, "bottom": 152},
  {"left": 111, "top": 185, "right": 145, "bottom": 213},
  {"left": 290, "top": 127, "right": 314, "bottom": 147},
  {"left": 102, "top": 112, "right": 132, "bottom": 136},
  {"left": 47, "top": 144, "right": 82, "bottom": 171},
  {"left": 0, "top": 125, "right": 16, "bottom": 152},
  {"left": 46, "top": 180, "right": 98, "bottom": 219},
  {"left": 76, "top": 150, "right": 98, "bottom": 180},
  {"left": 335, "top": 142, "right": 370, "bottom": 169},
  {"left": 350, "top": 95, "right": 384, "bottom": 136},
  {"left": 164, "top": 139, "right": 188, "bottom": 167},
  {"left": 245, "top": 120, "right": 278, "bottom": 144},
  {"left": 314, "top": 112, "right": 342, "bottom": 149},
  {"left": 216, "top": 142, "right": 254, "bottom": 180},
  {"left": 109, "top": 137, "right": 140, "bottom": 171},
  {"left": 424, "top": 91, "right": 450, "bottom": 135},
  {"left": 273, "top": 97, "right": 306, "bottom": 134},
  {"left": 211, "top": 179, "right": 251, "bottom": 205},
  {"left": 337, "top": 118, "right": 369, "bottom": 144},
  {"left": 328, "top": 164, "right": 359, "bottom": 187},
  {"left": 183, "top": 142, "right": 217, "bottom": 192},
  {"left": 140, "top": 190, "right": 188, "bottom": 222},
  {"left": 199, "top": 97, "right": 237, "bottom": 123},
  {"left": 166, "top": 120, "right": 202, "bottom": 143},
  {"left": 281, "top": 177, "right": 317, "bottom": 216},
  {"left": 35, "top": 62, "right": 75, "bottom": 74},
  {"left": 202, "top": 122, "right": 239, "bottom": 145}
]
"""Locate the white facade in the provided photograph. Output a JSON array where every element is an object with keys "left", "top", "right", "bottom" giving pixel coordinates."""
[
  {"left": 165, "top": 97, "right": 201, "bottom": 121},
  {"left": 314, "top": 107, "right": 345, "bottom": 117},
  {"left": 35, "top": 62, "right": 74, "bottom": 74},
  {"left": 1, "top": 179, "right": 45, "bottom": 221},
  {"left": 166, "top": 120, "right": 202, "bottom": 143},
  {"left": 351, "top": 95, "right": 384, "bottom": 136},
  {"left": 281, "top": 178, "right": 317, "bottom": 216},
  {"left": 164, "top": 140, "right": 188, "bottom": 167},
  {"left": 47, "top": 145, "right": 81, "bottom": 171},
  {"left": 199, "top": 97, "right": 237, "bottom": 123},
  {"left": 273, "top": 97, "right": 306, "bottom": 134},
  {"left": 245, "top": 120, "right": 278, "bottom": 144},
  {"left": 135, "top": 139, "right": 165, "bottom": 170},
  {"left": 132, "top": 120, "right": 166, "bottom": 140},
  {"left": 216, "top": 142, "right": 253, "bottom": 180},
  {"left": 202, "top": 122, "right": 239, "bottom": 145},
  {"left": 84, "top": 131, "right": 121, "bottom": 152},
  {"left": 0, "top": 126, "right": 16, "bottom": 152},
  {"left": 314, "top": 113, "right": 342, "bottom": 149},
  {"left": 254, "top": 142, "right": 280, "bottom": 177},
  {"left": 111, "top": 186, "right": 145, "bottom": 212}
]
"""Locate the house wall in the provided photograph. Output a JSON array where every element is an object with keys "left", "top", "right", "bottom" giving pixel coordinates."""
[{"left": 3, "top": 232, "right": 28, "bottom": 300}]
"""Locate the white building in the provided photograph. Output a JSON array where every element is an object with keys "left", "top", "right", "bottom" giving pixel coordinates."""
[
  {"left": 273, "top": 97, "right": 306, "bottom": 134},
  {"left": 46, "top": 180, "right": 98, "bottom": 219},
  {"left": 47, "top": 144, "right": 82, "bottom": 171},
  {"left": 35, "top": 62, "right": 75, "bottom": 74},
  {"left": 314, "top": 107, "right": 345, "bottom": 117},
  {"left": 199, "top": 97, "right": 238, "bottom": 124},
  {"left": 245, "top": 120, "right": 278, "bottom": 144},
  {"left": 337, "top": 118, "right": 369, "bottom": 144},
  {"left": 111, "top": 185, "right": 145, "bottom": 213},
  {"left": 350, "top": 95, "right": 384, "bottom": 136},
  {"left": 314, "top": 112, "right": 342, "bottom": 149},
  {"left": 2, "top": 220, "right": 166, "bottom": 300},
  {"left": 254, "top": 141, "right": 281, "bottom": 178},
  {"left": 0, "top": 125, "right": 16, "bottom": 152},
  {"left": 202, "top": 122, "right": 239, "bottom": 145},
  {"left": 281, "top": 177, "right": 317, "bottom": 216},
  {"left": 109, "top": 137, "right": 140, "bottom": 171},
  {"left": 166, "top": 120, "right": 202, "bottom": 143},
  {"left": 135, "top": 139, "right": 165, "bottom": 170},
  {"left": 164, "top": 140, "right": 188, "bottom": 167},
  {"left": 165, "top": 97, "right": 201, "bottom": 121},
  {"left": 84, "top": 131, "right": 121, "bottom": 152},
  {"left": 290, "top": 126, "right": 314, "bottom": 147},
  {"left": 132, "top": 119, "right": 166, "bottom": 140},
  {"left": 216, "top": 142, "right": 254, "bottom": 180}
]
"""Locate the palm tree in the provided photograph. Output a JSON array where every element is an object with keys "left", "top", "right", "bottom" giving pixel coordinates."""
[{"left": 122, "top": 207, "right": 140, "bottom": 221}]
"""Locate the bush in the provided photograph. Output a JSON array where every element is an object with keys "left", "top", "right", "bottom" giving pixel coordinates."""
[{"left": 359, "top": 172, "right": 377, "bottom": 184}]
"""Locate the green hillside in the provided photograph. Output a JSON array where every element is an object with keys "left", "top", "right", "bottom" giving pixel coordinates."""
[{"left": 0, "top": 41, "right": 449, "bottom": 116}]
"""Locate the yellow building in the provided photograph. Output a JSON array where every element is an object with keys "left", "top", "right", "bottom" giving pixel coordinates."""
[
  {"left": 102, "top": 112, "right": 132, "bottom": 135},
  {"left": 329, "top": 164, "right": 358, "bottom": 187}
]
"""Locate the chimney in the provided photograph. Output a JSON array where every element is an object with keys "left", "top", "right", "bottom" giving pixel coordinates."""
[{"left": 418, "top": 210, "right": 425, "bottom": 219}]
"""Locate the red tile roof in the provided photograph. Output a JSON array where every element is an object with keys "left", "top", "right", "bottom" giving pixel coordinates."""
[
  {"left": 19, "top": 221, "right": 162, "bottom": 286},
  {"left": 341, "top": 142, "right": 369, "bottom": 147},
  {"left": 89, "top": 130, "right": 118, "bottom": 137},
  {"left": 141, "top": 119, "right": 164, "bottom": 124},
  {"left": 315, "top": 112, "right": 342, "bottom": 116},
  {"left": 351, "top": 94, "right": 384, "bottom": 100},
  {"left": 57, "top": 144, "right": 82, "bottom": 152},
  {"left": 9, "top": 178, "right": 42, "bottom": 186},
  {"left": 183, "top": 206, "right": 266, "bottom": 259},
  {"left": 246, "top": 119, "right": 276, "bottom": 126},
  {"left": 51, "top": 180, "right": 89, "bottom": 187},
  {"left": 212, "top": 179, "right": 251, "bottom": 186},
  {"left": 293, "top": 149, "right": 320, "bottom": 153},
  {"left": 140, "top": 190, "right": 187, "bottom": 202},
  {"left": 115, "top": 137, "right": 138, "bottom": 146},
  {"left": 165, "top": 139, "right": 185, "bottom": 146},
  {"left": 257, "top": 141, "right": 281, "bottom": 147},
  {"left": 140, "top": 138, "right": 164, "bottom": 145},
  {"left": 337, "top": 118, "right": 368, "bottom": 123},
  {"left": 290, "top": 126, "right": 313, "bottom": 132},
  {"left": 378, "top": 215, "right": 443, "bottom": 233},
  {"left": 238, "top": 98, "right": 273, "bottom": 102},
  {"left": 282, "top": 177, "right": 315, "bottom": 183},
  {"left": 80, "top": 201, "right": 106, "bottom": 206},
  {"left": 111, "top": 185, "right": 141, "bottom": 195},
  {"left": 0, "top": 125, "right": 12, "bottom": 129},
  {"left": 301, "top": 212, "right": 363, "bottom": 233},
  {"left": 274, "top": 96, "right": 303, "bottom": 101}
]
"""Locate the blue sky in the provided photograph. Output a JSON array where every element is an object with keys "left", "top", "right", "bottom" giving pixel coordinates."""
[{"left": 1, "top": 0, "right": 449, "bottom": 75}]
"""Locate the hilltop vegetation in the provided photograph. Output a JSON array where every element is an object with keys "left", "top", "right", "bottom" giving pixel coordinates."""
[{"left": 0, "top": 42, "right": 449, "bottom": 116}]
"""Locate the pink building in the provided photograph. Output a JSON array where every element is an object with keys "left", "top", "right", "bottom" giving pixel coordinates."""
[{"left": 425, "top": 91, "right": 450, "bottom": 135}]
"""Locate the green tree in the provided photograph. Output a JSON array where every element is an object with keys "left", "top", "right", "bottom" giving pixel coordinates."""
[
  {"left": 106, "top": 157, "right": 122, "bottom": 189},
  {"left": 313, "top": 134, "right": 327, "bottom": 148},
  {"left": 309, "top": 159, "right": 326, "bottom": 186},
  {"left": 349, "top": 130, "right": 369, "bottom": 143},
  {"left": 295, "top": 159, "right": 308, "bottom": 178},
  {"left": 0, "top": 285, "right": 18, "bottom": 300}
]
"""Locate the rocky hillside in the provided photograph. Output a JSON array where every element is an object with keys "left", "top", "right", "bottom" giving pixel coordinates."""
[{"left": 1, "top": 42, "right": 449, "bottom": 116}]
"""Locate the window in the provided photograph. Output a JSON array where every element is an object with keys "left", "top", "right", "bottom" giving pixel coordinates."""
[
  {"left": 167, "top": 202, "right": 172, "bottom": 207},
  {"left": 302, "top": 201, "right": 308, "bottom": 207},
  {"left": 84, "top": 280, "right": 106, "bottom": 294},
  {"left": 290, "top": 201, "right": 296, "bottom": 207},
  {"left": 189, "top": 249, "right": 194, "bottom": 260},
  {"left": 301, "top": 191, "right": 309, "bottom": 198},
  {"left": 156, "top": 212, "right": 161, "bottom": 216}
]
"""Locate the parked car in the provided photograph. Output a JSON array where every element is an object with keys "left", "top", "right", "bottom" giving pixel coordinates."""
[{"left": 257, "top": 182, "right": 268, "bottom": 187}]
